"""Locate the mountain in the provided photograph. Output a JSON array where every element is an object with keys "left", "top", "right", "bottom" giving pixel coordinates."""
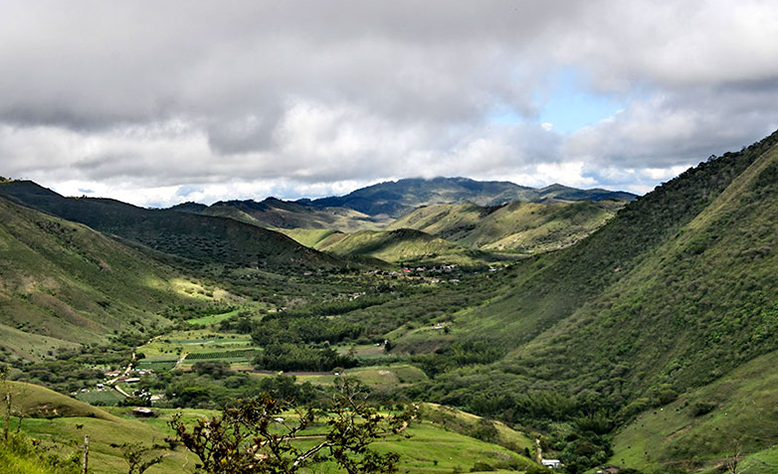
[
  {"left": 0, "top": 181, "right": 339, "bottom": 271},
  {"left": 387, "top": 199, "right": 626, "bottom": 254},
  {"left": 417, "top": 129, "right": 778, "bottom": 470},
  {"left": 303, "top": 177, "right": 636, "bottom": 217},
  {"left": 0, "top": 194, "right": 214, "bottom": 360},
  {"left": 194, "top": 197, "right": 386, "bottom": 231}
]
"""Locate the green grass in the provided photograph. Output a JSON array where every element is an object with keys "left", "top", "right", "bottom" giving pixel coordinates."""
[
  {"left": 0, "top": 193, "right": 237, "bottom": 361},
  {"left": 74, "top": 389, "right": 125, "bottom": 406},
  {"left": 184, "top": 302, "right": 266, "bottom": 326},
  {"left": 282, "top": 228, "right": 345, "bottom": 247},
  {"left": 370, "top": 421, "right": 534, "bottom": 473},
  {"left": 420, "top": 403, "right": 534, "bottom": 453},
  {"left": 0, "top": 433, "right": 78, "bottom": 474},
  {"left": 347, "top": 364, "right": 428, "bottom": 386},
  {"left": 9, "top": 382, "right": 537, "bottom": 474},
  {"left": 5, "top": 382, "right": 116, "bottom": 420},
  {"left": 388, "top": 199, "right": 624, "bottom": 255},
  {"left": 138, "top": 329, "right": 254, "bottom": 360},
  {"left": 313, "top": 228, "right": 497, "bottom": 265},
  {"left": 736, "top": 445, "right": 778, "bottom": 474},
  {"left": 610, "top": 349, "right": 778, "bottom": 472},
  {"left": 294, "top": 365, "right": 428, "bottom": 387}
]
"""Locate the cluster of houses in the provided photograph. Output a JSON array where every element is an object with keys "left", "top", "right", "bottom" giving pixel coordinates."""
[{"left": 104, "top": 367, "right": 155, "bottom": 382}]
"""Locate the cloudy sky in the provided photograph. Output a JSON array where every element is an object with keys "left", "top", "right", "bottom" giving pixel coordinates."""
[{"left": 2, "top": 1, "right": 778, "bottom": 207}]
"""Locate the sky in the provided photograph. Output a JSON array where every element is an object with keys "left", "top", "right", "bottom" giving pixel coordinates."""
[{"left": 1, "top": 1, "right": 778, "bottom": 208}]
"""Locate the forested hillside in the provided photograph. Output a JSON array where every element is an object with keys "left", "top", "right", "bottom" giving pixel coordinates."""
[
  {"left": 413, "top": 129, "right": 778, "bottom": 471},
  {"left": 0, "top": 182, "right": 338, "bottom": 271}
]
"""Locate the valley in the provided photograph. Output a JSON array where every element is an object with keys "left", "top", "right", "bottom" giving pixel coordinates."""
[{"left": 2, "top": 131, "right": 778, "bottom": 474}]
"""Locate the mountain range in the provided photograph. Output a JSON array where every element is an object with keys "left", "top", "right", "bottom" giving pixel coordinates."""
[{"left": 299, "top": 177, "right": 636, "bottom": 217}]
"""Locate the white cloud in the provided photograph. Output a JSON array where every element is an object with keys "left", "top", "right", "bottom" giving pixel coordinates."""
[{"left": 1, "top": 0, "right": 777, "bottom": 206}]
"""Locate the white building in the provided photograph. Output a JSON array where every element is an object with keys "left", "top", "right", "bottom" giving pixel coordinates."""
[{"left": 542, "top": 459, "right": 562, "bottom": 469}]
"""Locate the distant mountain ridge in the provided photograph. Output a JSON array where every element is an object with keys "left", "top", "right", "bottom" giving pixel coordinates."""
[
  {"left": 300, "top": 177, "right": 637, "bottom": 217},
  {"left": 0, "top": 181, "right": 338, "bottom": 271}
]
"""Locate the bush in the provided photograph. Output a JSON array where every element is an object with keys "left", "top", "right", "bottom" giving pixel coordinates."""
[
  {"left": 690, "top": 401, "right": 716, "bottom": 417},
  {"left": 470, "top": 461, "right": 494, "bottom": 472}
]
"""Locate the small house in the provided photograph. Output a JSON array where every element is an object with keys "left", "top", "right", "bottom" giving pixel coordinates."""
[
  {"left": 542, "top": 459, "right": 562, "bottom": 469},
  {"left": 132, "top": 407, "right": 156, "bottom": 417}
]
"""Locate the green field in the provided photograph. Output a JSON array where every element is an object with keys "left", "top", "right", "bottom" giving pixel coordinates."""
[
  {"left": 6, "top": 381, "right": 538, "bottom": 474},
  {"left": 138, "top": 329, "right": 255, "bottom": 360},
  {"left": 74, "top": 389, "right": 125, "bottom": 406}
]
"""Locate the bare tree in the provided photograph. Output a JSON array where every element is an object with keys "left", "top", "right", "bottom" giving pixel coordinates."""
[{"left": 725, "top": 440, "right": 750, "bottom": 474}]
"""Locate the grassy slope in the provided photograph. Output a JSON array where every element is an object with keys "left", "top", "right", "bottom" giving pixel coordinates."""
[
  {"left": 6, "top": 382, "right": 537, "bottom": 474},
  {"left": 388, "top": 199, "right": 625, "bottom": 253},
  {"left": 500, "top": 137, "right": 778, "bottom": 396},
  {"left": 281, "top": 228, "right": 343, "bottom": 248},
  {"left": 610, "top": 349, "right": 778, "bottom": 473},
  {"left": 0, "top": 181, "right": 338, "bottom": 271},
  {"left": 450, "top": 130, "right": 777, "bottom": 361},
  {"left": 4, "top": 383, "right": 196, "bottom": 474},
  {"left": 0, "top": 435, "right": 77, "bottom": 474},
  {"left": 0, "top": 196, "right": 217, "bottom": 359},
  {"left": 313, "top": 228, "right": 491, "bottom": 265}
]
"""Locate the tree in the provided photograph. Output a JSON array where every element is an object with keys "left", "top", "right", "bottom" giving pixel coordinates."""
[
  {"left": 169, "top": 378, "right": 415, "bottom": 474},
  {"left": 110, "top": 442, "right": 166, "bottom": 474}
]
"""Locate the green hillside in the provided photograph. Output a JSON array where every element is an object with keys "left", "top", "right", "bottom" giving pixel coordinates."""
[
  {"left": 311, "top": 228, "right": 493, "bottom": 265},
  {"left": 418, "top": 130, "right": 778, "bottom": 469},
  {"left": 610, "top": 349, "right": 778, "bottom": 472},
  {"left": 0, "top": 195, "right": 219, "bottom": 360},
  {"left": 2, "top": 381, "right": 537, "bottom": 474},
  {"left": 0, "top": 182, "right": 339, "bottom": 271},
  {"left": 388, "top": 199, "right": 625, "bottom": 254},
  {"left": 280, "top": 228, "right": 344, "bottom": 248}
]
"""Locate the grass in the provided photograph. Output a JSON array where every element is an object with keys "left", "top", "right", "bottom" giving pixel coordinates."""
[
  {"left": 314, "top": 228, "right": 497, "bottom": 266},
  {"left": 0, "top": 433, "right": 78, "bottom": 474},
  {"left": 370, "top": 421, "right": 534, "bottom": 473},
  {"left": 282, "top": 228, "right": 344, "bottom": 247},
  {"left": 736, "top": 445, "right": 778, "bottom": 474},
  {"left": 138, "top": 329, "right": 254, "bottom": 360},
  {"left": 388, "top": 199, "right": 624, "bottom": 255},
  {"left": 184, "top": 301, "right": 266, "bottom": 326},
  {"left": 8, "top": 382, "right": 537, "bottom": 474},
  {"left": 346, "top": 364, "right": 428, "bottom": 386},
  {"left": 293, "top": 365, "right": 428, "bottom": 387},
  {"left": 420, "top": 403, "right": 535, "bottom": 453},
  {"left": 0, "top": 192, "right": 232, "bottom": 361},
  {"left": 610, "top": 349, "right": 778, "bottom": 472},
  {"left": 74, "top": 389, "right": 125, "bottom": 406}
]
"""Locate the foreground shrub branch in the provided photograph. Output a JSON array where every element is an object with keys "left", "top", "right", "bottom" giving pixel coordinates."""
[{"left": 169, "top": 378, "right": 414, "bottom": 474}]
